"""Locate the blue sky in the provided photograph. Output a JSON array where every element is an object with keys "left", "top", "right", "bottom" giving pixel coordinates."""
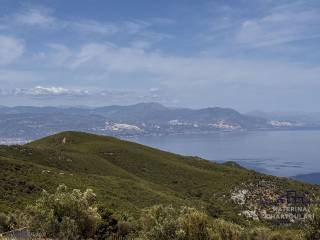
[{"left": 0, "top": 0, "right": 319, "bottom": 111}]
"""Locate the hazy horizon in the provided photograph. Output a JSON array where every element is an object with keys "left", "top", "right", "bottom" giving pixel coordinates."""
[{"left": 1, "top": 102, "right": 320, "bottom": 115}]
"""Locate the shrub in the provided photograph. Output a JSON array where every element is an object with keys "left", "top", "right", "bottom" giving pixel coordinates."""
[
  {"left": 178, "top": 206, "right": 211, "bottom": 240},
  {"left": 95, "top": 207, "right": 118, "bottom": 239},
  {"left": 269, "top": 233, "right": 287, "bottom": 240},
  {"left": 27, "top": 184, "right": 101, "bottom": 240},
  {"left": 0, "top": 213, "right": 10, "bottom": 233},
  {"left": 268, "top": 230, "right": 304, "bottom": 240},
  {"left": 207, "top": 204, "right": 223, "bottom": 218},
  {"left": 139, "top": 205, "right": 212, "bottom": 240},
  {"left": 246, "top": 227, "right": 270, "bottom": 240},
  {"left": 139, "top": 205, "right": 180, "bottom": 240},
  {"left": 0, "top": 212, "right": 28, "bottom": 233},
  {"left": 210, "top": 219, "right": 244, "bottom": 240},
  {"left": 304, "top": 205, "right": 320, "bottom": 240}
]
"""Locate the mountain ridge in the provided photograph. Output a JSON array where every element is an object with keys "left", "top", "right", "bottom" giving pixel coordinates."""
[
  {"left": 1, "top": 103, "right": 319, "bottom": 144},
  {"left": 0, "top": 131, "right": 318, "bottom": 225},
  {"left": 0, "top": 103, "right": 269, "bottom": 143}
]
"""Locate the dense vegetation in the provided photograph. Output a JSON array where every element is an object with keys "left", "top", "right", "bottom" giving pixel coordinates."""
[{"left": 0, "top": 131, "right": 319, "bottom": 239}]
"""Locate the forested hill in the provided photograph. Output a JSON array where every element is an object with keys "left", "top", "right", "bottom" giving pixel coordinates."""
[{"left": 0, "top": 131, "right": 318, "bottom": 224}]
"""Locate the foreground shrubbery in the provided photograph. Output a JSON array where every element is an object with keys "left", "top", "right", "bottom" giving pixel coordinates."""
[
  {"left": 139, "top": 205, "right": 211, "bottom": 240},
  {"left": 139, "top": 207, "right": 303, "bottom": 240},
  {"left": 0, "top": 184, "right": 316, "bottom": 240},
  {"left": 27, "top": 184, "right": 130, "bottom": 239},
  {"left": 27, "top": 184, "right": 101, "bottom": 239},
  {"left": 0, "top": 185, "right": 126, "bottom": 239},
  {"left": 304, "top": 205, "right": 320, "bottom": 240},
  {"left": 0, "top": 211, "right": 29, "bottom": 233}
]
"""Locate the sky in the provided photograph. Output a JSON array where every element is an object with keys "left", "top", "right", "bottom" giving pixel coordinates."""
[{"left": 0, "top": 0, "right": 319, "bottom": 111}]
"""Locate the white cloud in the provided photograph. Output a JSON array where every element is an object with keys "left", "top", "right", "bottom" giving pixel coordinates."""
[
  {"left": 44, "top": 42, "right": 318, "bottom": 91},
  {"left": 8, "top": 5, "right": 166, "bottom": 38},
  {"left": 1, "top": 86, "right": 174, "bottom": 106},
  {"left": 0, "top": 36, "right": 24, "bottom": 65},
  {"left": 4, "top": 5, "right": 172, "bottom": 50},
  {"left": 44, "top": 43, "right": 72, "bottom": 65},
  {"left": 0, "top": 2, "right": 319, "bottom": 110},
  {"left": 0, "top": 39, "right": 318, "bottom": 110},
  {"left": 2, "top": 38, "right": 319, "bottom": 101},
  {"left": 14, "top": 7, "right": 56, "bottom": 27},
  {"left": 151, "top": 17, "right": 176, "bottom": 25},
  {"left": 236, "top": 5, "right": 320, "bottom": 48},
  {"left": 66, "top": 20, "right": 119, "bottom": 35},
  {"left": 131, "top": 40, "right": 153, "bottom": 49},
  {"left": 65, "top": 18, "right": 170, "bottom": 46},
  {"left": 203, "top": 0, "right": 320, "bottom": 49},
  {"left": 15, "top": 86, "right": 89, "bottom": 97}
]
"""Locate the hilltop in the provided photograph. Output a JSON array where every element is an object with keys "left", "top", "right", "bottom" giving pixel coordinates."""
[{"left": 0, "top": 131, "right": 318, "bottom": 225}]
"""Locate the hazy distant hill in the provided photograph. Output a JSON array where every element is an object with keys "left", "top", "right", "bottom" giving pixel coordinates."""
[
  {"left": 247, "top": 110, "right": 320, "bottom": 127},
  {"left": 0, "top": 131, "right": 317, "bottom": 224},
  {"left": 0, "top": 103, "right": 271, "bottom": 142}
]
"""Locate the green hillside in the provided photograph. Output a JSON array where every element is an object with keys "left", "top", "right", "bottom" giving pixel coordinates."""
[{"left": 0, "top": 131, "right": 318, "bottom": 225}]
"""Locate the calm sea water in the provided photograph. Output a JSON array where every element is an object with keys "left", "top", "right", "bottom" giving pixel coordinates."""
[{"left": 130, "top": 130, "right": 320, "bottom": 177}]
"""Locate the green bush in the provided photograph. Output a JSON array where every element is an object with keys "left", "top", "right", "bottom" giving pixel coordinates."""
[
  {"left": 0, "top": 212, "right": 28, "bottom": 233},
  {"left": 210, "top": 219, "right": 244, "bottom": 240},
  {"left": 139, "top": 205, "right": 180, "bottom": 240},
  {"left": 115, "top": 212, "right": 139, "bottom": 239},
  {"left": 139, "top": 205, "right": 212, "bottom": 240},
  {"left": 0, "top": 213, "right": 11, "bottom": 233},
  {"left": 27, "top": 184, "right": 101, "bottom": 239},
  {"left": 178, "top": 206, "right": 211, "bottom": 240},
  {"left": 1, "top": 183, "right": 309, "bottom": 240},
  {"left": 269, "top": 233, "right": 301, "bottom": 240},
  {"left": 246, "top": 227, "right": 270, "bottom": 240},
  {"left": 304, "top": 205, "right": 320, "bottom": 240},
  {"left": 95, "top": 207, "right": 119, "bottom": 239}
]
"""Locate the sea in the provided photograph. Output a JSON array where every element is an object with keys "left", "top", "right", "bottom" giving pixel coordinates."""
[{"left": 130, "top": 130, "right": 320, "bottom": 177}]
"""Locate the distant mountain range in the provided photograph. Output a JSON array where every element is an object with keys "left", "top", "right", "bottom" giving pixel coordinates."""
[
  {"left": 0, "top": 103, "right": 319, "bottom": 144},
  {"left": 247, "top": 110, "right": 320, "bottom": 127}
]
